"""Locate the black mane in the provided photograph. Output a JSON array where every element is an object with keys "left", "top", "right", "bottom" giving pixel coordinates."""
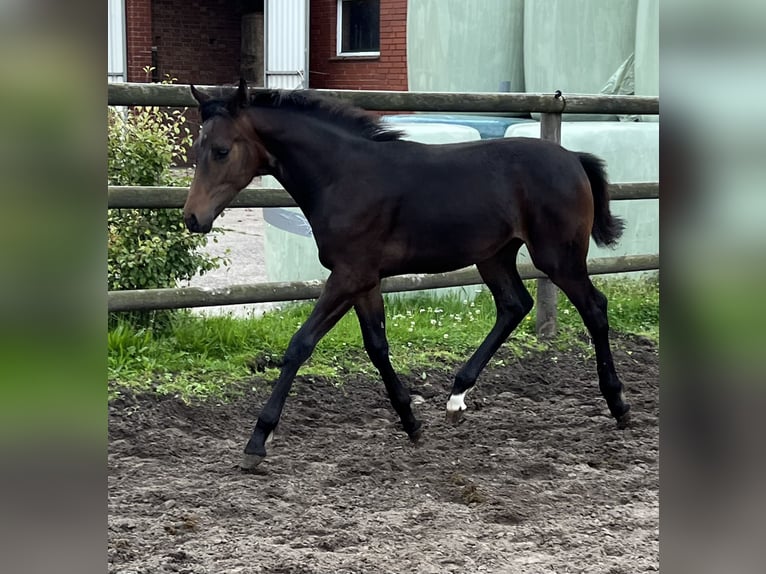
[{"left": 200, "top": 89, "right": 402, "bottom": 142}]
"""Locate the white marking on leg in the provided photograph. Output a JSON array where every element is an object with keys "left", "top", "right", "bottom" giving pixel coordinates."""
[
  {"left": 446, "top": 391, "right": 468, "bottom": 414},
  {"left": 265, "top": 431, "right": 274, "bottom": 445}
]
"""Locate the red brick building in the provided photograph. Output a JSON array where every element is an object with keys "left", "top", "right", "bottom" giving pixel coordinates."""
[
  {"left": 118, "top": 0, "right": 408, "bottom": 90},
  {"left": 309, "top": 0, "right": 407, "bottom": 90}
]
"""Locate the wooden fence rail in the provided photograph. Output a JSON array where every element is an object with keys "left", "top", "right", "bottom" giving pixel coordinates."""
[
  {"left": 107, "top": 182, "right": 658, "bottom": 209},
  {"left": 107, "top": 83, "right": 659, "bottom": 333},
  {"left": 108, "top": 83, "right": 659, "bottom": 115},
  {"left": 108, "top": 254, "right": 659, "bottom": 312}
]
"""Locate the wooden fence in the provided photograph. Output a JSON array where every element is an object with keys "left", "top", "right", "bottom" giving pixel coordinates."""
[{"left": 107, "top": 83, "right": 659, "bottom": 335}]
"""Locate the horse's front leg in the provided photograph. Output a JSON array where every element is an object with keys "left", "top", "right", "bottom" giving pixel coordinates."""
[
  {"left": 354, "top": 285, "right": 422, "bottom": 441},
  {"left": 242, "top": 270, "right": 361, "bottom": 469}
]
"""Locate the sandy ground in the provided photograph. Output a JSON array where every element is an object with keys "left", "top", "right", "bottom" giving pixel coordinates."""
[{"left": 108, "top": 334, "right": 659, "bottom": 573}]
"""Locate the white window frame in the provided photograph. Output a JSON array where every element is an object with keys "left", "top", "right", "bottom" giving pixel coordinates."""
[{"left": 336, "top": 0, "right": 380, "bottom": 57}]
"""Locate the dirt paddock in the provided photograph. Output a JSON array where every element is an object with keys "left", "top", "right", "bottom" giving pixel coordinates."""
[{"left": 108, "top": 334, "right": 658, "bottom": 573}]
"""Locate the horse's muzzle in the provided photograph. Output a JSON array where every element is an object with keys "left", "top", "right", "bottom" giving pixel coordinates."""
[{"left": 184, "top": 213, "right": 212, "bottom": 234}]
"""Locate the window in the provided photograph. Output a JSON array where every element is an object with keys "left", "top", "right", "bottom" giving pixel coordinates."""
[{"left": 337, "top": 0, "right": 380, "bottom": 56}]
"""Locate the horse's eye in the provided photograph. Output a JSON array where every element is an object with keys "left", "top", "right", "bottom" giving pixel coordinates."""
[{"left": 213, "top": 147, "right": 230, "bottom": 160}]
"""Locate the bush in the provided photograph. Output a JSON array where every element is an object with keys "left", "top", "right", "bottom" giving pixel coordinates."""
[{"left": 108, "top": 72, "right": 225, "bottom": 329}]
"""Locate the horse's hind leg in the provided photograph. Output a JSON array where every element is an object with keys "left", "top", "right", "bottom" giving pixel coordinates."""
[
  {"left": 531, "top": 251, "right": 631, "bottom": 425},
  {"left": 354, "top": 285, "right": 422, "bottom": 441},
  {"left": 446, "top": 241, "right": 533, "bottom": 422}
]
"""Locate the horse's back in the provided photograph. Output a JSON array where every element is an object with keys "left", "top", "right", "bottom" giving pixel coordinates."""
[
  {"left": 384, "top": 136, "right": 583, "bottom": 181},
  {"left": 378, "top": 136, "right": 587, "bottom": 208}
]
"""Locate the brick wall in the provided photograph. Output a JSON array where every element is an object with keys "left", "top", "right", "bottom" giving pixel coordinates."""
[
  {"left": 126, "top": 0, "right": 406, "bottom": 89},
  {"left": 152, "top": 0, "right": 242, "bottom": 85},
  {"left": 309, "top": 0, "right": 408, "bottom": 90},
  {"left": 126, "top": 0, "right": 152, "bottom": 82}
]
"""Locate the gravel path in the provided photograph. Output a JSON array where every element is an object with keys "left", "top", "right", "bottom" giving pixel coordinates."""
[{"left": 183, "top": 205, "right": 281, "bottom": 317}]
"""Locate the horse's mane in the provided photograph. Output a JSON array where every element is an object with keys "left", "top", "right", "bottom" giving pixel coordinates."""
[{"left": 200, "top": 89, "right": 402, "bottom": 142}]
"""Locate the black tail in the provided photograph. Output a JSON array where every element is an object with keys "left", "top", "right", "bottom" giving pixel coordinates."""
[{"left": 577, "top": 152, "right": 625, "bottom": 248}]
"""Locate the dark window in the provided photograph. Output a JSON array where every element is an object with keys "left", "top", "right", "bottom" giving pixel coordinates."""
[{"left": 339, "top": 0, "right": 380, "bottom": 54}]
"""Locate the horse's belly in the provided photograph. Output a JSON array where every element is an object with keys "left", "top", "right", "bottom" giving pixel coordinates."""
[{"left": 381, "top": 231, "right": 510, "bottom": 276}]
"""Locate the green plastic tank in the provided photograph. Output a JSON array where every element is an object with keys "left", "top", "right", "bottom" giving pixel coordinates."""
[
  {"left": 635, "top": 0, "right": 659, "bottom": 122},
  {"left": 407, "top": 0, "right": 525, "bottom": 94},
  {"left": 523, "top": 0, "right": 638, "bottom": 120}
]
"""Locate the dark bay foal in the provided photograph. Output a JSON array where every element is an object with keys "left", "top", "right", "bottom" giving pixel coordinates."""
[{"left": 183, "top": 80, "right": 630, "bottom": 469}]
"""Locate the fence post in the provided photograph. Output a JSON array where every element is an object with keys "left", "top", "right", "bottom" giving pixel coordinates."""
[{"left": 536, "top": 109, "right": 563, "bottom": 337}]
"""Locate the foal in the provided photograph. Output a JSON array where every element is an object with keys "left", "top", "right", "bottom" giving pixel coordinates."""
[{"left": 183, "top": 80, "right": 630, "bottom": 469}]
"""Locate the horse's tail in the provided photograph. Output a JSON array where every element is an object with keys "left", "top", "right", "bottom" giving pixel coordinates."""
[{"left": 577, "top": 152, "right": 625, "bottom": 248}]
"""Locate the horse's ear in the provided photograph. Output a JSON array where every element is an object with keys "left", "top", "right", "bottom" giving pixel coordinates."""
[
  {"left": 190, "top": 84, "right": 210, "bottom": 106},
  {"left": 227, "top": 78, "right": 250, "bottom": 115}
]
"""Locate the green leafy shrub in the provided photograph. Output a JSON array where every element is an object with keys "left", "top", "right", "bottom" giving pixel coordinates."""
[{"left": 108, "top": 72, "right": 225, "bottom": 329}]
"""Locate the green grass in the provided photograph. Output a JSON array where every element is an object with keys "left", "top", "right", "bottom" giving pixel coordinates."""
[{"left": 108, "top": 275, "right": 659, "bottom": 401}]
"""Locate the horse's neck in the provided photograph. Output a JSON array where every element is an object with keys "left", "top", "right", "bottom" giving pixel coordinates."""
[{"left": 253, "top": 110, "right": 351, "bottom": 213}]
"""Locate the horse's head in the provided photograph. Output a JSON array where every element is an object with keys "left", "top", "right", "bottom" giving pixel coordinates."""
[{"left": 184, "top": 79, "right": 271, "bottom": 233}]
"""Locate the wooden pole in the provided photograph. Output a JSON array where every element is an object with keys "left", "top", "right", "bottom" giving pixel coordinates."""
[
  {"left": 107, "top": 186, "right": 298, "bottom": 208},
  {"left": 107, "top": 83, "right": 660, "bottom": 115},
  {"left": 241, "top": 9, "right": 265, "bottom": 87},
  {"left": 107, "top": 182, "right": 657, "bottom": 209},
  {"left": 108, "top": 253, "right": 659, "bottom": 312},
  {"left": 536, "top": 109, "right": 563, "bottom": 338}
]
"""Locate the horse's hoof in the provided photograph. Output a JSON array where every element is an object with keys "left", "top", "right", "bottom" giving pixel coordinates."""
[
  {"left": 616, "top": 404, "right": 632, "bottom": 429},
  {"left": 408, "top": 423, "right": 424, "bottom": 444},
  {"left": 445, "top": 409, "right": 464, "bottom": 425},
  {"left": 241, "top": 453, "right": 265, "bottom": 470}
]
